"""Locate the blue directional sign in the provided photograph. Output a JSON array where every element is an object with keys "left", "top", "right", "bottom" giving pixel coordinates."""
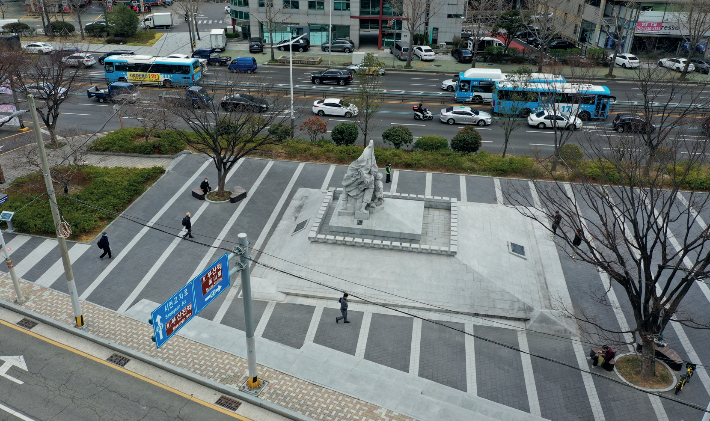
[{"left": 150, "top": 253, "right": 230, "bottom": 349}]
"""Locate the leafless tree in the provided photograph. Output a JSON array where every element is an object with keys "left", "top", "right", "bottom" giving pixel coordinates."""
[
  {"left": 176, "top": 0, "right": 208, "bottom": 50},
  {"left": 163, "top": 76, "right": 290, "bottom": 197},
  {"left": 504, "top": 66, "right": 710, "bottom": 381},
  {"left": 528, "top": 0, "right": 577, "bottom": 72},
  {"left": 672, "top": 0, "right": 710, "bottom": 78},
  {"left": 604, "top": 1, "right": 640, "bottom": 78},
  {"left": 465, "top": 0, "right": 499, "bottom": 68},
  {"left": 393, "top": 0, "right": 442, "bottom": 67},
  {"left": 493, "top": 68, "right": 535, "bottom": 157},
  {"left": 122, "top": 102, "right": 177, "bottom": 140},
  {"left": 352, "top": 53, "right": 386, "bottom": 146},
  {"left": 251, "top": 1, "right": 293, "bottom": 62},
  {"left": 0, "top": 1, "right": 8, "bottom": 19},
  {"left": 71, "top": 0, "right": 91, "bottom": 40}
]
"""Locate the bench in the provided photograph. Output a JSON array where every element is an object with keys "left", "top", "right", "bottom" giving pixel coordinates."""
[
  {"left": 230, "top": 186, "right": 247, "bottom": 203},
  {"left": 636, "top": 341, "right": 683, "bottom": 371},
  {"left": 192, "top": 188, "right": 206, "bottom": 200},
  {"left": 590, "top": 347, "right": 616, "bottom": 372}
]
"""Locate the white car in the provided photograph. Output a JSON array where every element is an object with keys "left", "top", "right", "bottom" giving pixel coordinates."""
[
  {"left": 312, "top": 98, "right": 358, "bottom": 118},
  {"left": 413, "top": 46, "right": 436, "bottom": 61},
  {"left": 167, "top": 54, "right": 209, "bottom": 70},
  {"left": 441, "top": 76, "right": 458, "bottom": 92},
  {"left": 527, "top": 109, "right": 582, "bottom": 130},
  {"left": 439, "top": 106, "right": 491, "bottom": 126},
  {"left": 658, "top": 58, "right": 695, "bottom": 72},
  {"left": 20, "top": 83, "right": 68, "bottom": 99},
  {"left": 62, "top": 53, "right": 97, "bottom": 67},
  {"left": 346, "top": 63, "right": 385, "bottom": 75},
  {"left": 24, "top": 42, "right": 53, "bottom": 54},
  {"left": 609, "top": 53, "right": 640, "bottom": 68}
]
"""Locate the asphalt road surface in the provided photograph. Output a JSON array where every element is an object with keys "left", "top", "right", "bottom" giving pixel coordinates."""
[{"left": 0, "top": 320, "right": 250, "bottom": 421}]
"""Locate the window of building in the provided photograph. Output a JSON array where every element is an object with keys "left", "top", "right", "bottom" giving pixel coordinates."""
[
  {"left": 232, "top": 0, "right": 248, "bottom": 6},
  {"left": 359, "top": 0, "right": 378, "bottom": 15},
  {"left": 333, "top": 0, "right": 349, "bottom": 11},
  {"left": 359, "top": 19, "right": 379, "bottom": 29},
  {"left": 308, "top": 0, "right": 323, "bottom": 9},
  {"left": 447, "top": 14, "right": 463, "bottom": 18},
  {"left": 585, "top": 0, "right": 601, "bottom": 7},
  {"left": 283, "top": 0, "right": 298, "bottom": 8},
  {"left": 258, "top": 0, "right": 273, "bottom": 6}
]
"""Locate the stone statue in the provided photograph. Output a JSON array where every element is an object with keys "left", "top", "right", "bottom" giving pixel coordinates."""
[{"left": 339, "top": 139, "right": 384, "bottom": 219}]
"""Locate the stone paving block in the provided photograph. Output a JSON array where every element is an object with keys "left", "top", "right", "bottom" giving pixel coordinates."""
[
  {"left": 261, "top": 303, "right": 315, "bottom": 349},
  {"left": 364, "top": 313, "right": 413, "bottom": 373},
  {"left": 313, "top": 308, "right": 362, "bottom": 355},
  {"left": 418, "top": 321, "right": 467, "bottom": 392}
]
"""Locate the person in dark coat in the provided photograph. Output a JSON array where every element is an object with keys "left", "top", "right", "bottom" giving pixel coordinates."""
[
  {"left": 552, "top": 211, "right": 562, "bottom": 235},
  {"left": 98, "top": 233, "right": 111, "bottom": 259},
  {"left": 385, "top": 163, "right": 392, "bottom": 184},
  {"left": 335, "top": 293, "right": 349, "bottom": 323},
  {"left": 182, "top": 212, "right": 193, "bottom": 239},
  {"left": 200, "top": 178, "right": 211, "bottom": 195},
  {"left": 572, "top": 228, "right": 583, "bottom": 247}
]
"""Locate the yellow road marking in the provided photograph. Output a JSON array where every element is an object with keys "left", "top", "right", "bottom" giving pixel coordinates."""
[{"left": 0, "top": 319, "right": 252, "bottom": 420}]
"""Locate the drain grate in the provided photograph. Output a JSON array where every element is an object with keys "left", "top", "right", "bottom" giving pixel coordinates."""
[
  {"left": 292, "top": 219, "right": 309, "bottom": 235},
  {"left": 215, "top": 395, "right": 242, "bottom": 411},
  {"left": 17, "top": 318, "right": 38, "bottom": 330},
  {"left": 510, "top": 242, "right": 526, "bottom": 257},
  {"left": 106, "top": 353, "right": 130, "bottom": 367}
]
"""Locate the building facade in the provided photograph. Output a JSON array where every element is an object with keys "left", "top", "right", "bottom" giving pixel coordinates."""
[{"left": 227, "top": 0, "right": 466, "bottom": 49}]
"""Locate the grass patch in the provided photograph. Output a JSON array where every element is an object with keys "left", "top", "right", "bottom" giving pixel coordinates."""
[
  {"left": 0, "top": 166, "right": 164, "bottom": 241},
  {"left": 615, "top": 355, "right": 674, "bottom": 389},
  {"left": 90, "top": 128, "right": 189, "bottom": 155},
  {"left": 207, "top": 190, "right": 231, "bottom": 201},
  {"left": 20, "top": 31, "right": 163, "bottom": 46}
]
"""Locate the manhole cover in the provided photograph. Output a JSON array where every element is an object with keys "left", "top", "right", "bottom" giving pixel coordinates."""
[
  {"left": 106, "top": 353, "right": 130, "bottom": 367},
  {"left": 510, "top": 243, "right": 525, "bottom": 257},
  {"left": 215, "top": 395, "right": 242, "bottom": 411},
  {"left": 17, "top": 318, "right": 38, "bottom": 330},
  {"left": 292, "top": 219, "right": 309, "bottom": 235}
]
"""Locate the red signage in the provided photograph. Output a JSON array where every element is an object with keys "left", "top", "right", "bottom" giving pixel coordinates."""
[
  {"left": 166, "top": 303, "right": 192, "bottom": 336},
  {"left": 636, "top": 22, "right": 662, "bottom": 32},
  {"left": 201, "top": 263, "right": 223, "bottom": 296}
]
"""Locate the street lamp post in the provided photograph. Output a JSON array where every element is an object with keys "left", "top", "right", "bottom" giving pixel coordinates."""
[
  {"left": 287, "top": 34, "right": 307, "bottom": 133},
  {"left": 328, "top": 0, "right": 332, "bottom": 66}
]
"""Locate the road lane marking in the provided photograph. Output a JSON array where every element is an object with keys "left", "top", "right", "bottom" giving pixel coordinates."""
[
  {"left": 0, "top": 403, "right": 35, "bottom": 421},
  {"left": 425, "top": 172, "right": 432, "bottom": 196},
  {"left": 35, "top": 243, "right": 91, "bottom": 288},
  {"left": 517, "top": 330, "right": 541, "bottom": 417},
  {"left": 494, "top": 178, "right": 503, "bottom": 205},
  {"left": 355, "top": 311, "right": 372, "bottom": 358},
  {"left": 459, "top": 175, "right": 467, "bottom": 202},
  {"left": 13, "top": 239, "right": 55, "bottom": 278},
  {"left": 529, "top": 143, "right": 554, "bottom": 146},
  {"left": 408, "top": 318, "right": 422, "bottom": 376},
  {"left": 465, "top": 323, "right": 476, "bottom": 395},
  {"left": 321, "top": 164, "right": 335, "bottom": 191}
]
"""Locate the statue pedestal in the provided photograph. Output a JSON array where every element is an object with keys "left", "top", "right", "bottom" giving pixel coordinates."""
[{"left": 329, "top": 194, "right": 424, "bottom": 241}]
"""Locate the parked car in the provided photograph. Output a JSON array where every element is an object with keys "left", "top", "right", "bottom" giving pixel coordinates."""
[
  {"left": 220, "top": 93, "right": 269, "bottom": 112},
  {"left": 439, "top": 106, "right": 491, "bottom": 126},
  {"left": 192, "top": 48, "right": 231, "bottom": 66},
  {"left": 62, "top": 53, "right": 97, "bottom": 67},
  {"left": 347, "top": 63, "right": 385, "bottom": 75},
  {"left": 527, "top": 109, "right": 582, "bottom": 130},
  {"left": 612, "top": 113, "right": 655, "bottom": 133},
  {"left": 249, "top": 39, "right": 263, "bottom": 53},
  {"left": 228, "top": 57, "right": 258, "bottom": 73},
  {"left": 333, "top": 38, "right": 355, "bottom": 46},
  {"left": 312, "top": 98, "right": 358, "bottom": 117},
  {"left": 20, "top": 82, "right": 68, "bottom": 99},
  {"left": 548, "top": 39, "right": 578, "bottom": 50},
  {"left": 24, "top": 42, "right": 53, "bottom": 54},
  {"left": 98, "top": 50, "right": 135, "bottom": 65},
  {"left": 451, "top": 48, "right": 473, "bottom": 63},
  {"left": 413, "top": 46, "right": 436, "bottom": 61},
  {"left": 609, "top": 53, "right": 640, "bottom": 69},
  {"left": 310, "top": 69, "right": 353, "bottom": 85},
  {"left": 441, "top": 76, "right": 459, "bottom": 92},
  {"left": 691, "top": 58, "right": 710, "bottom": 74},
  {"left": 514, "top": 29, "right": 540, "bottom": 47},
  {"left": 321, "top": 40, "right": 354, "bottom": 53},
  {"left": 658, "top": 58, "right": 695, "bottom": 72},
  {"left": 85, "top": 20, "right": 106, "bottom": 30},
  {"left": 276, "top": 38, "right": 309, "bottom": 52}
]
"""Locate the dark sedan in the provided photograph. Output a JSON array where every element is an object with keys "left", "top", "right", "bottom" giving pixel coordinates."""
[
  {"left": 249, "top": 40, "right": 263, "bottom": 53},
  {"left": 220, "top": 94, "right": 269, "bottom": 112},
  {"left": 691, "top": 59, "right": 710, "bottom": 74},
  {"left": 310, "top": 69, "right": 353, "bottom": 85},
  {"left": 548, "top": 39, "right": 578, "bottom": 50},
  {"left": 452, "top": 48, "right": 473, "bottom": 63},
  {"left": 276, "top": 38, "right": 309, "bottom": 52}
]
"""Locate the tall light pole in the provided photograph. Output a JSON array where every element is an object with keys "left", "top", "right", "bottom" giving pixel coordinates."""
[
  {"left": 288, "top": 33, "right": 306, "bottom": 133},
  {"left": 0, "top": 226, "right": 25, "bottom": 304},
  {"left": 328, "top": 0, "right": 332, "bottom": 65}
]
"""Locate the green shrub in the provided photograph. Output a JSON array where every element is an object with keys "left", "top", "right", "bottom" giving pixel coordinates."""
[
  {"left": 268, "top": 123, "right": 293, "bottom": 141},
  {"left": 89, "top": 128, "right": 187, "bottom": 154},
  {"left": 2, "top": 22, "right": 32, "bottom": 35},
  {"left": 331, "top": 122, "right": 358, "bottom": 146},
  {"left": 414, "top": 135, "right": 448, "bottom": 152},
  {"left": 106, "top": 4, "right": 139, "bottom": 38},
  {"left": 85, "top": 23, "right": 108, "bottom": 37},
  {"left": 105, "top": 36, "right": 129, "bottom": 44},
  {"left": 451, "top": 126, "right": 482, "bottom": 153},
  {"left": 382, "top": 126, "right": 413, "bottom": 149},
  {"left": 559, "top": 143, "right": 584, "bottom": 168},
  {"left": 48, "top": 21, "right": 75, "bottom": 35}
]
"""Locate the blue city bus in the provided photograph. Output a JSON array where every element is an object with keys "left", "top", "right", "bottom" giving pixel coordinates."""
[
  {"left": 103, "top": 55, "right": 202, "bottom": 87},
  {"left": 492, "top": 82, "right": 614, "bottom": 120},
  {"left": 454, "top": 68, "right": 566, "bottom": 103}
]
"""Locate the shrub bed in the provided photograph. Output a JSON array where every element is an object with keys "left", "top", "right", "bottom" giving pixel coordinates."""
[
  {"left": 0, "top": 166, "right": 164, "bottom": 240},
  {"left": 89, "top": 128, "right": 188, "bottom": 154}
]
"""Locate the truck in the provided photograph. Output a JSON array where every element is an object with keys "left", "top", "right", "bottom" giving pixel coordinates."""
[
  {"left": 87, "top": 82, "right": 140, "bottom": 103},
  {"left": 191, "top": 48, "right": 231, "bottom": 66},
  {"left": 158, "top": 86, "right": 212, "bottom": 109},
  {"left": 142, "top": 12, "right": 173, "bottom": 29},
  {"left": 210, "top": 28, "right": 227, "bottom": 52}
]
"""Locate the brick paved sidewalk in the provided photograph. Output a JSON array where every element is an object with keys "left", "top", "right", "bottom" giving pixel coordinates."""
[{"left": 0, "top": 274, "right": 413, "bottom": 421}]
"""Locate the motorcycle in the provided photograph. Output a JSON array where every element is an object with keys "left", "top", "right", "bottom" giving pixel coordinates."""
[{"left": 413, "top": 105, "right": 433, "bottom": 121}]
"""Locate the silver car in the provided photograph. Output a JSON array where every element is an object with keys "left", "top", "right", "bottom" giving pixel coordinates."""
[{"left": 439, "top": 106, "right": 491, "bottom": 126}]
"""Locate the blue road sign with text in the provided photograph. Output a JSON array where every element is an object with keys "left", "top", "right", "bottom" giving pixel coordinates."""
[{"left": 150, "top": 253, "right": 230, "bottom": 349}]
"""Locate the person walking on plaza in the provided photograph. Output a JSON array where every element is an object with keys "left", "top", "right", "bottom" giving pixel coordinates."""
[
  {"left": 336, "top": 293, "right": 350, "bottom": 323},
  {"left": 182, "top": 212, "right": 194, "bottom": 239},
  {"left": 98, "top": 233, "right": 111, "bottom": 259},
  {"left": 552, "top": 211, "right": 562, "bottom": 236},
  {"left": 200, "top": 178, "right": 212, "bottom": 195},
  {"left": 385, "top": 163, "right": 392, "bottom": 184}
]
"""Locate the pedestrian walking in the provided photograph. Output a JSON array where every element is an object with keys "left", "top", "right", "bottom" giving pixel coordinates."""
[
  {"left": 572, "top": 228, "right": 583, "bottom": 257},
  {"left": 552, "top": 211, "right": 562, "bottom": 235},
  {"left": 385, "top": 163, "right": 392, "bottom": 184},
  {"left": 335, "top": 293, "right": 350, "bottom": 323},
  {"left": 182, "top": 212, "right": 194, "bottom": 239},
  {"left": 98, "top": 233, "right": 111, "bottom": 259},
  {"left": 200, "top": 178, "right": 212, "bottom": 195}
]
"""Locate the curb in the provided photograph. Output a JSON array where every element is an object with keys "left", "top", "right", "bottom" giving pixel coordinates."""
[
  {"left": 87, "top": 150, "right": 192, "bottom": 159},
  {"left": 0, "top": 298, "right": 315, "bottom": 421}
]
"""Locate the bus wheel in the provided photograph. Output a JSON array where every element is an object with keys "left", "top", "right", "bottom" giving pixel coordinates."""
[
  {"left": 578, "top": 111, "right": 591, "bottom": 121},
  {"left": 474, "top": 95, "right": 482, "bottom": 103},
  {"left": 163, "top": 80, "right": 173, "bottom": 88}
]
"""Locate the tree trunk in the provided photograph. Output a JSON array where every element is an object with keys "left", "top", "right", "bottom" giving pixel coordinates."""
[
  {"left": 607, "top": 52, "right": 616, "bottom": 77},
  {"left": 270, "top": 28, "right": 275, "bottom": 61},
  {"left": 406, "top": 34, "right": 413, "bottom": 68},
  {"left": 217, "top": 164, "right": 226, "bottom": 193},
  {"left": 640, "top": 336, "right": 657, "bottom": 380},
  {"left": 363, "top": 114, "right": 368, "bottom": 147},
  {"left": 502, "top": 135, "right": 509, "bottom": 158},
  {"left": 537, "top": 48, "right": 544, "bottom": 72},
  {"left": 77, "top": 11, "right": 84, "bottom": 40}
]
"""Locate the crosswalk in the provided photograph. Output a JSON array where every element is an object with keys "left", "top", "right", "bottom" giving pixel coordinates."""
[{"left": 1, "top": 155, "right": 709, "bottom": 420}]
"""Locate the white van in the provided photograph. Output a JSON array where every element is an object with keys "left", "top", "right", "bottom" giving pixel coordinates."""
[
  {"left": 390, "top": 41, "right": 410, "bottom": 61},
  {"left": 466, "top": 37, "right": 504, "bottom": 53}
]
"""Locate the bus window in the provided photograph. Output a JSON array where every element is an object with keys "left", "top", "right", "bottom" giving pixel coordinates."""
[
  {"left": 459, "top": 82, "right": 469, "bottom": 92},
  {"left": 104, "top": 62, "right": 114, "bottom": 73}
]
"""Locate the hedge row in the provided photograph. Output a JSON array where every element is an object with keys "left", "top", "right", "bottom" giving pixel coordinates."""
[
  {"left": 0, "top": 166, "right": 164, "bottom": 239},
  {"left": 90, "top": 128, "right": 188, "bottom": 154}
]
